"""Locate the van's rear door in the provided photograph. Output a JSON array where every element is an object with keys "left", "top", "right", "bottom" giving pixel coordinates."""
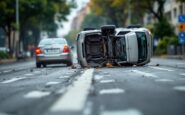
[{"left": 125, "top": 32, "right": 138, "bottom": 63}]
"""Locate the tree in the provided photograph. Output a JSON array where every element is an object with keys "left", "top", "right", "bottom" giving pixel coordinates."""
[
  {"left": 80, "top": 12, "right": 106, "bottom": 30},
  {"left": 0, "top": 0, "right": 75, "bottom": 55},
  {"left": 176, "top": 0, "right": 185, "bottom": 2},
  {"left": 90, "top": 0, "right": 128, "bottom": 26},
  {"left": 0, "top": 0, "right": 16, "bottom": 55}
]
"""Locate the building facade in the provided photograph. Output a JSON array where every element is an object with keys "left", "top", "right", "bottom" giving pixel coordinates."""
[{"left": 144, "top": 0, "right": 185, "bottom": 30}]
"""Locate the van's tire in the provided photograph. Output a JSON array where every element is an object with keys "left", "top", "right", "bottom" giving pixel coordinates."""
[
  {"left": 43, "top": 64, "right": 47, "bottom": 68},
  {"left": 36, "top": 62, "right": 41, "bottom": 68}
]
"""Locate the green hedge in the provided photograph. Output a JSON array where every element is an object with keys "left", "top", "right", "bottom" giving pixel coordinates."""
[
  {"left": 154, "top": 36, "right": 178, "bottom": 55},
  {"left": 0, "top": 51, "right": 10, "bottom": 59}
]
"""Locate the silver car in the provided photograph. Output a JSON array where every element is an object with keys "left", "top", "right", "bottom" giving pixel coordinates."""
[{"left": 35, "top": 38, "right": 73, "bottom": 68}]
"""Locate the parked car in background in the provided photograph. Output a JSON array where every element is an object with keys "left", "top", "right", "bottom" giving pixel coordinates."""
[
  {"left": 35, "top": 38, "right": 73, "bottom": 68},
  {"left": 76, "top": 25, "right": 152, "bottom": 67}
]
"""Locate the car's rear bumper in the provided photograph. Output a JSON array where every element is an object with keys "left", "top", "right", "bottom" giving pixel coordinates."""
[{"left": 36, "top": 53, "right": 72, "bottom": 64}]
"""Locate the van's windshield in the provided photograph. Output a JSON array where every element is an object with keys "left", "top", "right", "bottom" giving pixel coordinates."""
[{"left": 136, "top": 32, "right": 147, "bottom": 62}]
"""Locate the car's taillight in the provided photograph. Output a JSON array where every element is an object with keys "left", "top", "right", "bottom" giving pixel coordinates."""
[
  {"left": 35, "top": 47, "right": 42, "bottom": 54},
  {"left": 63, "top": 45, "right": 70, "bottom": 53}
]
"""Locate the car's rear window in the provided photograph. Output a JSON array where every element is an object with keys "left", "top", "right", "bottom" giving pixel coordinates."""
[{"left": 39, "top": 38, "right": 67, "bottom": 45}]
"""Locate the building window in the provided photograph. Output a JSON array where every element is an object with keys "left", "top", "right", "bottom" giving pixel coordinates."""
[
  {"left": 180, "top": 5, "right": 183, "bottom": 14},
  {"left": 165, "top": 11, "right": 171, "bottom": 21},
  {"left": 174, "top": 8, "right": 177, "bottom": 18}
]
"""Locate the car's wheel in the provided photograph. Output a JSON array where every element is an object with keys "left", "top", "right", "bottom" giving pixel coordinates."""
[
  {"left": 43, "top": 64, "right": 47, "bottom": 68},
  {"left": 67, "top": 61, "right": 73, "bottom": 66},
  {"left": 36, "top": 62, "right": 41, "bottom": 68}
]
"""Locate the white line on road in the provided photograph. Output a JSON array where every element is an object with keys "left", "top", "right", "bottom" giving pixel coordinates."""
[
  {"left": 33, "top": 71, "right": 41, "bottom": 74},
  {"left": 24, "top": 91, "right": 50, "bottom": 98},
  {"left": 155, "top": 79, "right": 174, "bottom": 82},
  {"left": 94, "top": 75, "right": 104, "bottom": 80},
  {"left": 24, "top": 73, "right": 33, "bottom": 76},
  {"left": 50, "top": 69, "right": 94, "bottom": 112},
  {"left": 132, "top": 70, "right": 158, "bottom": 78},
  {"left": 180, "top": 73, "right": 185, "bottom": 76},
  {"left": 1, "top": 77, "right": 26, "bottom": 84},
  {"left": 0, "top": 112, "right": 10, "bottom": 115},
  {"left": 100, "top": 79, "right": 115, "bottom": 84},
  {"left": 83, "top": 101, "right": 93, "bottom": 115},
  {"left": 173, "top": 86, "right": 185, "bottom": 92},
  {"left": 59, "top": 75, "right": 70, "bottom": 79},
  {"left": 101, "top": 109, "right": 143, "bottom": 115},
  {"left": 46, "top": 82, "right": 60, "bottom": 85},
  {"left": 99, "top": 88, "right": 125, "bottom": 95},
  {"left": 149, "top": 67, "right": 174, "bottom": 72},
  {"left": 3, "top": 70, "right": 12, "bottom": 73}
]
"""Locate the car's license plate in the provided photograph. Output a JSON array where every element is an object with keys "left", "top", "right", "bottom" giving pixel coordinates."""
[{"left": 46, "top": 49, "right": 59, "bottom": 54}]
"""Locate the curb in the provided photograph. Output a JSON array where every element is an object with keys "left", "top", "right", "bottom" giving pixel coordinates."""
[
  {"left": 0, "top": 59, "right": 16, "bottom": 64},
  {"left": 158, "top": 55, "right": 185, "bottom": 60}
]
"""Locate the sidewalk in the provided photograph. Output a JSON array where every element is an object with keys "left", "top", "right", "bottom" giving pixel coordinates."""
[
  {"left": 159, "top": 55, "right": 185, "bottom": 60},
  {"left": 0, "top": 58, "right": 34, "bottom": 65},
  {"left": 0, "top": 59, "right": 17, "bottom": 64}
]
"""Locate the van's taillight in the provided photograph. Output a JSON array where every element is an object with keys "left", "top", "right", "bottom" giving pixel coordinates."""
[
  {"left": 35, "top": 48, "right": 42, "bottom": 54},
  {"left": 63, "top": 45, "right": 70, "bottom": 53}
]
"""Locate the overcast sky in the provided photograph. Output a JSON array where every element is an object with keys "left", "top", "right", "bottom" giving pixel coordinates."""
[{"left": 57, "top": 0, "right": 90, "bottom": 36}]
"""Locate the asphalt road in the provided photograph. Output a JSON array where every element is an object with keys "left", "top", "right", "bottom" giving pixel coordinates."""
[{"left": 0, "top": 58, "right": 185, "bottom": 115}]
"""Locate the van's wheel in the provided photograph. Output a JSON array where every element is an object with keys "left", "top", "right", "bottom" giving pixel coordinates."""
[
  {"left": 43, "top": 64, "right": 47, "bottom": 68},
  {"left": 36, "top": 62, "right": 41, "bottom": 68}
]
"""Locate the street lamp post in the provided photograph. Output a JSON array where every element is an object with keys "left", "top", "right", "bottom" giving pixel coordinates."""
[
  {"left": 16, "top": 0, "right": 20, "bottom": 57},
  {"left": 128, "top": 0, "right": 132, "bottom": 25}
]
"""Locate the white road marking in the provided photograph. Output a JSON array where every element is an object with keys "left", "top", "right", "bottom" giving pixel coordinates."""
[
  {"left": 33, "top": 71, "right": 41, "bottom": 74},
  {"left": 24, "top": 91, "right": 50, "bottom": 98},
  {"left": 100, "top": 79, "right": 115, "bottom": 84},
  {"left": 180, "top": 73, "right": 185, "bottom": 76},
  {"left": 150, "top": 67, "right": 174, "bottom": 72},
  {"left": 24, "top": 73, "right": 33, "bottom": 76},
  {"left": 46, "top": 82, "right": 60, "bottom": 85},
  {"left": 94, "top": 75, "right": 104, "bottom": 80},
  {"left": 3, "top": 70, "right": 11, "bottom": 73},
  {"left": 99, "top": 88, "right": 125, "bottom": 95},
  {"left": 101, "top": 109, "right": 143, "bottom": 115},
  {"left": 59, "top": 75, "right": 70, "bottom": 79},
  {"left": 0, "top": 113, "right": 10, "bottom": 115},
  {"left": 1, "top": 77, "right": 26, "bottom": 84},
  {"left": 155, "top": 79, "right": 174, "bottom": 82},
  {"left": 173, "top": 86, "right": 185, "bottom": 92},
  {"left": 104, "top": 74, "right": 111, "bottom": 77},
  {"left": 50, "top": 69, "right": 94, "bottom": 112},
  {"left": 83, "top": 101, "right": 93, "bottom": 115},
  {"left": 132, "top": 70, "right": 158, "bottom": 78}
]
